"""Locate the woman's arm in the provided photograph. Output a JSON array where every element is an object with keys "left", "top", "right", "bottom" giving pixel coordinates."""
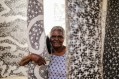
[{"left": 19, "top": 53, "right": 46, "bottom": 66}]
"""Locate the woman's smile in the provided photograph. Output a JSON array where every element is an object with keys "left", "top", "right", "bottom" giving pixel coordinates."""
[{"left": 50, "top": 30, "right": 64, "bottom": 48}]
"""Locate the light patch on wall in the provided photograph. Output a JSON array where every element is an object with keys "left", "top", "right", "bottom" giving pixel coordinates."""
[{"left": 44, "top": 0, "right": 65, "bottom": 36}]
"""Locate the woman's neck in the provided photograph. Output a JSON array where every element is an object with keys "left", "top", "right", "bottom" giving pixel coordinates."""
[{"left": 52, "top": 46, "right": 66, "bottom": 56}]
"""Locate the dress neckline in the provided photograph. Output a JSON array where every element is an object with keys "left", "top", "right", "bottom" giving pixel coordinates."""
[{"left": 52, "top": 52, "right": 66, "bottom": 57}]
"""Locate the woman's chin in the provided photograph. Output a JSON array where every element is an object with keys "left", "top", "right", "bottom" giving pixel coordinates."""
[{"left": 53, "top": 45, "right": 61, "bottom": 48}]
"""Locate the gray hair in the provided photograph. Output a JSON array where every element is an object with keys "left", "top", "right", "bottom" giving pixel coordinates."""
[{"left": 50, "top": 26, "right": 65, "bottom": 37}]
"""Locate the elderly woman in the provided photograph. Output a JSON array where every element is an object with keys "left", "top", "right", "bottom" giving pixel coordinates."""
[{"left": 19, "top": 26, "right": 67, "bottom": 79}]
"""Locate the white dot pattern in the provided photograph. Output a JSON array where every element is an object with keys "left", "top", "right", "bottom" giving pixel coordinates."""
[
  {"left": 103, "top": 0, "right": 119, "bottom": 79},
  {"left": 27, "top": 0, "right": 43, "bottom": 24},
  {"left": 48, "top": 54, "right": 67, "bottom": 79},
  {"left": 29, "top": 20, "right": 43, "bottom": 50},
  {"left": 27, "top": 0, "right": 45, "bottom": 79}
]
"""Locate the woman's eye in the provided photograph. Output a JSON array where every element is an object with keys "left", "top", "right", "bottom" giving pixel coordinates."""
[
  {"left": 51, "top": 36, "right": 56, "bottom": 38},
  {"left": 51, "top": 36, "right": 63, "bottom": 39},
  {"left": 58, "top": 36, "right": 63, "bottom": 39}
]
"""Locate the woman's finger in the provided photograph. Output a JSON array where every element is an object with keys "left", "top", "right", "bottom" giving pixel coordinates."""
[{"left": 30, "top": 53, "right": 46, "bottom": 65}]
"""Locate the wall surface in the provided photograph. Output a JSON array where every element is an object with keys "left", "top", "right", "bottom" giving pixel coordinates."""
[
  {"left": 1, "top": 76, "right": 27, "bottom": 79},
  {"left": 67, "top": 0, "right": 103, "bottom": 78},
  {"left": 0, "top": 0, "right": 48, "bottom": 79},
  {"left": 27, "top": 0, "right": 48, "bottom": 79},
  {"left": 0, "top": 0, "right": 28, "bottom": 78},
  {"left": 0, "top": 0, "right": 119, "bottom": 79},
  {"left": 103, "top": 0, "right": 119, "bottom": 78}
]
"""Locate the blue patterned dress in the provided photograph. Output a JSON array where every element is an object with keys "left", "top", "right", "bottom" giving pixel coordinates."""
[{"left": 48, "top": 53, "right": 67, "bottom": 79}]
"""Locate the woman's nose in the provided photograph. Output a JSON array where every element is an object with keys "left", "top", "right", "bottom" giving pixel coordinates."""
[{"left": 54, "top": 36, "right": 59, "bottom": 40}]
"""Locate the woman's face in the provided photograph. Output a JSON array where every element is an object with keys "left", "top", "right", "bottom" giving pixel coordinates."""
[{"left": 50, "top": 30, "right": 64, "bottom": 49}]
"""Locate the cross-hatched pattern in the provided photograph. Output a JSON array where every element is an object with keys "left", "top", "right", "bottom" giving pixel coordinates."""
[{"left": 67, "top": 0, "right": 102, "bottom": 78}]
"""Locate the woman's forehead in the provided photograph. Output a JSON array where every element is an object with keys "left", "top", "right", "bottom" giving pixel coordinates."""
[{"left": 51, "top": 30, "right": 63, "bottom": 35}]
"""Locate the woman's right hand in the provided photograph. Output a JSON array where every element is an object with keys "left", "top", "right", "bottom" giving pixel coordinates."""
[
  {"left": 30, "top": 53, "right": 46, "bottom": 65},
  {"left": 19, "top": 53, "right": 46, "bottom": 66}
]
